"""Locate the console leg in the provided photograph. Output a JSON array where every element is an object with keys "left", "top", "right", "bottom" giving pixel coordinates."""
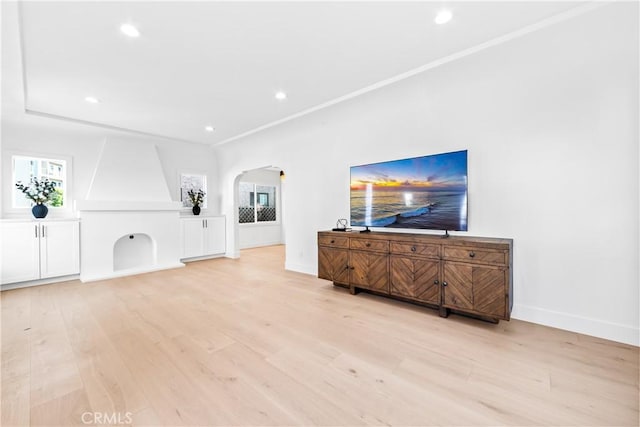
[
  {"left": 349, "top": 286, "right": 358, "bottom": 295},
  {"left": 439, "top": 306, "right": 450, "bottom": 318}
]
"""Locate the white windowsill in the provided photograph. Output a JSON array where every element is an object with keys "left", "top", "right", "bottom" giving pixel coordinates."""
[{"left": 239, "top": 221, "right": 280, "bottom": 227}]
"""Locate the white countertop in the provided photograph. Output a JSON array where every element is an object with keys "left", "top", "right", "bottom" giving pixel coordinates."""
[{"left": 1, "top": 217, "right": 80, "bottom": 223}]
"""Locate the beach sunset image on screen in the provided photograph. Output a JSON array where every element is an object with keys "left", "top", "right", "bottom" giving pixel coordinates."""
[{"left": 350, "top": 150, "right": 468, "bottom": 231}]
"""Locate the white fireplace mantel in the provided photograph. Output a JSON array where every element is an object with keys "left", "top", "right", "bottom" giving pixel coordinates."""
[
  {"left": 77, "top": 138, "right": 186, "bottom": 282},
  {"left": 78, "top": 209, "right": 184, "bottom": 282},
  {"left": 76, "top": 200, "right": 182, "bottom": 211}
]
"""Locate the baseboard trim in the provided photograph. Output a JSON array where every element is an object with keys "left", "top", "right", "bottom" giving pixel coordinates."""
[
  {"left": 513, "top": 304, "right": 639, "bottom": 346},
  {"left": 1, "top": 274, "right": 80, "bottom": 291},
  {"left": 80, "top": 262, "right": 185, "bottom": 283},
  {"left": 181, "top": 253, "right": 226, "bottom": 263},
  {"left": 239, "top": 241, "right": 284, "bottom": 250},
  {"left": 284, "top": 261, "right": 316, "bottom": 276}
]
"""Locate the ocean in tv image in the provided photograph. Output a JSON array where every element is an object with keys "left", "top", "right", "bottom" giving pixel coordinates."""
[{"left": 350, "top": 150, "right": 468, "bottom": 231}]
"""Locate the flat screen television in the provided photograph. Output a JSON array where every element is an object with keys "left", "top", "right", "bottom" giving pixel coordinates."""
[{"left": 350, "top": 150, "right": 468, "bottom": 232}]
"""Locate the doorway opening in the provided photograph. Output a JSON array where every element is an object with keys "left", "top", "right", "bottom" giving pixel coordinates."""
[{"left": 233, "top": 166, "right": 286, "bottom": 264}]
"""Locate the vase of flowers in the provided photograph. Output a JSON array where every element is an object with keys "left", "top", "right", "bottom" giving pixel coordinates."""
[
  {"left": 15, "top": 177, "right": 57, "bottom": 219},
  {"left": 187, "top": 188, "right": 205, "bottom": 215}
]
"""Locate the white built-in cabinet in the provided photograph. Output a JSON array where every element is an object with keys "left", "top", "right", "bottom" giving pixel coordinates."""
[
  {"left": 180, "top": 216, "right": 226, "bottom": 259},
  {"left": 1, "top": 219, "right": 80, "bottom": 285}
]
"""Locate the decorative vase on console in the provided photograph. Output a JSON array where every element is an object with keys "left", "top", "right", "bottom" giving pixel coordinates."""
[
  {"left": 187, "top": 188, "right": 205, "bottom": 216},
  {"left": 15, "top": 177, "right": 58, "bottom": 219},
  {"left": 32, "top": 203, "right": 49, "bottom": 219}
]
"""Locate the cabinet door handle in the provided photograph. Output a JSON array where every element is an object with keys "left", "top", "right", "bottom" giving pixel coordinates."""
[
  {"left": 330, "top": 239, "right": 335, "bottom": 244},
  {"left": 42, "top": 226, "right": 45, "bottom": 238},
  {"left": 344, "top": 265, "right": 350, "bottom": 270},
  {"left": 365, "top": 243, "right": 371, "bottom": 247},
  {"left": 205, "top": 219, "right": 208, "bottom": 228},
  {"left": 433, "top": 280, "right": 439, "bottom": 285},
  {"left": 469, "top": 251, "right": 475, "bottom": 258},
  {"left": 35, "top": 225, "right": 38, "bottom": 238},
  {"left": 411, "top": 246, "right": 417, "bottom": 252},
  {"left": 350, "top": 266, "right": 355, "bottom": 270},
  {"left": 442, "top": 281, "right": 448, "bottom": 287}
]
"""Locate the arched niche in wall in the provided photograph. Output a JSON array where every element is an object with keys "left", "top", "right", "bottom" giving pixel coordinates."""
[{"left": 113, "top": 233, "right": 156, "bottom": 271}]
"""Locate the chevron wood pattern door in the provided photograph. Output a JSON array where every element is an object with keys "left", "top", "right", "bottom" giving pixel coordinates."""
[
  {"left": 472, "top": 267, "right": 507, "bottom": 318},
  {"left": 349, "top": 250, "right": 389, "bottom": 292},
  {"left": 390, "top": 256, "right": 439, "bottom": 304},
  {"left": 443, "top": 262, "right": 473, "bottom": 310},
  {"left": 318, "top": 247, "right": 349, "bottom": 285},
  {"left": 443, "top": 262, "right": 507, "bottom": 319}
]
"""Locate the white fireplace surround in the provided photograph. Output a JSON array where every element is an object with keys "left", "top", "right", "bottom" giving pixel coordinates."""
[
  {"left": 78, "top": 210, "right": 183, "bottom": 282},
  {"left": 77, "top": 139, "right": 184, "bottom": 282}
]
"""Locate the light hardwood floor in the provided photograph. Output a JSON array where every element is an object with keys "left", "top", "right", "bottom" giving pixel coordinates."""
[{"left": 1, "top": 245, "right": 638, "bottom": 426}]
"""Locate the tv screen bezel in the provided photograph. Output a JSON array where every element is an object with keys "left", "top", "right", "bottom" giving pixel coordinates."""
[{"left": 349, "top": 149, "right": 468, "bottom": 232}]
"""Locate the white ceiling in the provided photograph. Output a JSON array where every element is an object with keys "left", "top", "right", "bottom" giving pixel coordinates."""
[{"left": 14, "top": 1, "right": 586, "bottom": 145}]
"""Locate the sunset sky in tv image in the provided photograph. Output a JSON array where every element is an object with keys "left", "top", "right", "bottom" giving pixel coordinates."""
[{"left": 350, "top": 150, "right": 467, "bottom": 191}]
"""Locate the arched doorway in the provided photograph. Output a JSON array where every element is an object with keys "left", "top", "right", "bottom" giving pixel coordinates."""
[{"left": 232, "top": 166, "right": 286, "bottom": 263}]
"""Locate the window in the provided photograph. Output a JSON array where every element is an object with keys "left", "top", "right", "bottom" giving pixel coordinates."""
[
  {"left": 180, "top": 173, "right": 207, "bottom": 208},
  {"left": 239, "top": 183, "right": 277, "bottom": 223},
  {"left": 12, "top": 155, "right": 67, "bottom": 208},
  {"left": 257, "top": 192, "right": 269, "bottom": 206}
]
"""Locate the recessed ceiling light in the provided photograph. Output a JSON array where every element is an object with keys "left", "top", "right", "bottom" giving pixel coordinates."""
[
  {"left": 205, "top": 126, "right": 215, "bottom": 132},
  {"left": 85, "top": 96, "right": 100, "bottom": 104},
  {"left": 434, "top": 10, "right": 453, "bottom": 25},
  {"left": 120, "top": 23, "right": 140, "bottom": 38},
  {"left": 275, "top": 91, "right": 287, "bottom": 101}
]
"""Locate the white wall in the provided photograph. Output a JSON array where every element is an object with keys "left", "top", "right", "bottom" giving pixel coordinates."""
[
  {"left": 238, "top": 168, "right": 283, "bottom": 249},
  {"left": 216, "top": 3, "right": 639, "bottom": 345},
  {"left": 1, "top": 114, "right": 221, "bottom": 218}
]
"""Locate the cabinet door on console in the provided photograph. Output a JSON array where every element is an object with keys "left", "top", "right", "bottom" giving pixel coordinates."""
[
  {"left": 390, "top": 256, "right": 440, "bottom": 304},
  {"left": 182, "top": 219, "right": 206, "bottom": 258},
  {"left": 0, "top": 222, "right": 40, "bottom": 284},
  {"left": 39, "top": 221, "right": 80, "bottom": 279},
  {"left": 203, "top": 216, "right": 226, "bottom": 256},
  {"left": 442, "top": 262, "right": 508, "bottom": 319},
  {"left": 318, "top": 246, "right": 349, "bottom": 285},
  {"left": 349, "top": 250, "right": 389, "bottom": 292}
]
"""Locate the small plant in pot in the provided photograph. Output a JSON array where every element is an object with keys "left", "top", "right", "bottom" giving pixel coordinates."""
[
  {"left": 187, "top": 189, "right": 205, "bottom": 215},
  {"left": 15, "top": 177, "right": 58, "bottom": 219}
]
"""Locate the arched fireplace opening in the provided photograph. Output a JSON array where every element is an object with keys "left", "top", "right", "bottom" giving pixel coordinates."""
[{"left": 113, "top": 233, "right": 156, "bottom": 272}]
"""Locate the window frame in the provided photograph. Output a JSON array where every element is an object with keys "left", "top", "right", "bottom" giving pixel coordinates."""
[
  {"left": 238, "top": 182, "right": 278, "bottom": 225},
  {"left": 4, "top": 150, "right": 73, "bottom": 217},
  {"left": 178, "top": 171, "right": 208, "bottom": 210}
]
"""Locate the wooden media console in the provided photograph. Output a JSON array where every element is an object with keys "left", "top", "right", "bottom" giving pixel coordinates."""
[{"left": 318, "top": 230, "right": 513, "bottom": 323}]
